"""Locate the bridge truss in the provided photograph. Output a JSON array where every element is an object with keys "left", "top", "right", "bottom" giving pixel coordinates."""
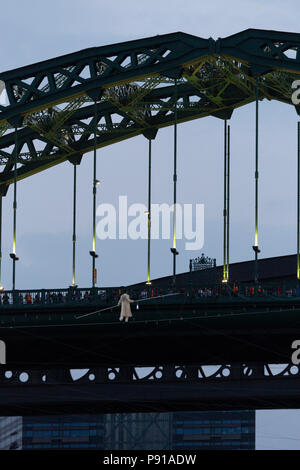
[
  {"left": 0, "top": 28, "right": 300, "bottom": 192},
  {"left": 0, "top": 363, "right": 300, "bottom": 415}
]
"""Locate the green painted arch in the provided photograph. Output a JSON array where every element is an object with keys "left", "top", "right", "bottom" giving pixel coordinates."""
[{"left": 0, "top": 28, "right": 300, "bottom": 190}]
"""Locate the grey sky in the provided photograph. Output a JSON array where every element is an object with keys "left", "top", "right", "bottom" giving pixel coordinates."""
[{"left": 1, "top": 0, "right": 300, "bottom": 450}]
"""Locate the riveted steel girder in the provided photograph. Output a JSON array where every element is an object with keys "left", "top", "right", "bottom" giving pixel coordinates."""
[{"left": 0, "top": 28, "right": 300, "bottom": 190}]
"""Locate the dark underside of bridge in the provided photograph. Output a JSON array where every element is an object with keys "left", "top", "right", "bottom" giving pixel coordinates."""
[{"left": 2, "top": 371, "right": 300, "bottom": 416}]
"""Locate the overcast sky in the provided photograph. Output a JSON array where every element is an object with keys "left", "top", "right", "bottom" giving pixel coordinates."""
[{"left": 1, "top": 0, "right": 300, "bottom": 450}]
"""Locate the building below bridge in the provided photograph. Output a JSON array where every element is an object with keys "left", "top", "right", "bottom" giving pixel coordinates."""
[
  {"left": 0, "top": 417, "right": 22, "bottom": 450},
  {"left": 0, "top": 410, "right": 255, "bottom": 450}
]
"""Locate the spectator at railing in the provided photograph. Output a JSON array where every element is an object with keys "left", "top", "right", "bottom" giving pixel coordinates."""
[
  {"left": 45, "top": 291, "right": 51, "bottom": 303},
  {"left": 143, "top": 288, "right": 149, "bottom": 298},
  {"left": 98, "top": 290, "right": 107, "bottom": 301},
  {"left": 75, "top": 290, "right": 82, "bottom": 302}
]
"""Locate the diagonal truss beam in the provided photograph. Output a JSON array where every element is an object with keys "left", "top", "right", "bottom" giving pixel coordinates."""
[
  {"left": 1, "top": 29, "right": 300, "bottom": 190},
  {"left": 0, "top": 81, "right": 258, "bottom": 189}
]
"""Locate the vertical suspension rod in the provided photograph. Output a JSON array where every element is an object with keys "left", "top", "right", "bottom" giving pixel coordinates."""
[
  {"left": 253, "top": 77, "right": 260, "bottom": 284},
  {"left": 146, "top": 139, "right": 152, "bottom": 285},
  {"left": 12, "top": 127, "right": 18, "bottom": 291},
  {"left": 72, "top": 163, "right": 77, "bottom": 286},
  {"left": 297, "top": 121, "right": 300, "bottom": 280},
  {"left": 0, "top": 196, "right": 2, "bottom": 289},
  {"left": 223, "top": 120, "right": 228, "bottom": 282},
  {"left": 171, "top": 78, "right": 178, "bottom": 283},
  {"left": 226, "top": 124, "right": 230, "bottom": 280},
  {"left": 92, "top": 101, "right": 97, "bottom": 288}
]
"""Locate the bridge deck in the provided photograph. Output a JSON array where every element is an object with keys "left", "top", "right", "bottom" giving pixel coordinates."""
[{"left": 0, "top": 295, "right": 300, "bottom": 367}]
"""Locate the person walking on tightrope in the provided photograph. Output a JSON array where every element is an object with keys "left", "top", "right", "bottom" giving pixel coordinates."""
[{"left": 118, "top": 290, "right": 134, "bottom": 322}]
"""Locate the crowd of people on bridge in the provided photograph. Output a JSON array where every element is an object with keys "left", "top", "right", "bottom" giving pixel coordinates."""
[{"left": 0, "top": 282, "right": 299, "bottom": 306}]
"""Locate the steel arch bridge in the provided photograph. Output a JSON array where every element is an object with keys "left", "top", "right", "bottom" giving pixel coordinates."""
[
  {"left": 2, "top": 29, "right": 300, "bottom": 415},
  {"left": 0, "top": 28, "right": 300, "bottom": 193}
]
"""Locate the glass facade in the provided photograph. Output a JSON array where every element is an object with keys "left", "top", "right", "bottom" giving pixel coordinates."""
[
  {"left": 104, "top": 410, "right": 255, "bottom": 450},
  {"left": 0, "top": 410, "right": 255, "bottom": 450},
  {"left": 22, "top": 415, "right": 105, "bottom": 450},
  {"left": 0, "top": 417, "right": 22, "bottom": 450},
  {"left": 173, "top": 411, "right": 255, "bottom": 450},
  {"left": 104, "top": 413, "right": 173, "bottom": 450}
]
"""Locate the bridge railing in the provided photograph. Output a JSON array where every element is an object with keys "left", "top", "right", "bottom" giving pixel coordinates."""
[
  {"left": 1, "top": 280, "right": 300, "bottom": 309},
  {"left": 123, "top": 282, "right": 300, "bottom": 304},
  {"left": 0, "top": 287, "right": 123, "bottom": 307},
  {"left": 176, "top": 282, "right": 300, "bottom": 300}
]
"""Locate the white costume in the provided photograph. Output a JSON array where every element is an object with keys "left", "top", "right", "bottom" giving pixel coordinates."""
[{"left": 118, "top": 293, "right": 134, "bottom": 322}]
